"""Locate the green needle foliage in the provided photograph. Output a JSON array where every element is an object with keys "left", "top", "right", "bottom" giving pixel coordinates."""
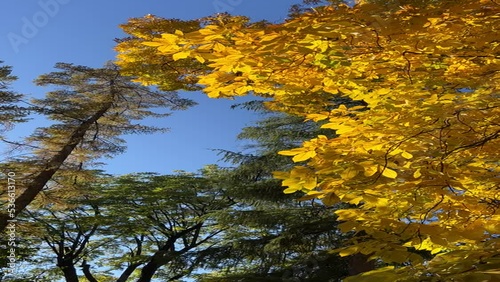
[
  {"left": 198, "top": 101, "right": 352, "bottom": 282},
  {"left": 0, "top": 62, "right": 195, "bottom": 232},
  {"left": 0, "top": 60, "right": 27, "bottom": 134}
]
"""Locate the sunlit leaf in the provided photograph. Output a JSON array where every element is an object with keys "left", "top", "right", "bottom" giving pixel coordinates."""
[{"left": 381, "top": 168, "right": 397, "bottom": 179}]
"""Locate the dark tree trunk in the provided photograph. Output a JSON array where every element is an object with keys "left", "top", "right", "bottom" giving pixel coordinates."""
[
  {"left": 136, "top": 253, "right": 164, "bottom": 282},
  {"left": 0, "top": 101, "right": 113, "bottom": 232},
  {"left": 81, "top": 260, "right": 98, "bottom": 282},
  {"left": 118, "top": 235, "right": 145, "bottom": 282},
  {"left": 117, "top": 263, "right": 143, "bottom": 282},
  {"left": 58, "top": 258, "right": 79, "bottom": 282},
  {"left": 136, "top": 224, "right": 202, "bottom": 282}
]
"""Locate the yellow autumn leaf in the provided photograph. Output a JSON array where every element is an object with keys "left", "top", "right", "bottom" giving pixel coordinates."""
[
  {"left": 341, "top": 167, "right": 358, "bottom": 180},
  {"left": 292, "top": 150, "right": 316, "bottom": 162},
  {"left": 213, "top": 42, "right": 226, "bottom": 52},
  {"left": 339, "top": 246, "right": 359, "bottom": 257},
  {"left": 363, "top": 164, "right": 378, "bottom": 177},
  {"left": 298, "top": 190, "right": 324, "bottom": 201},
  {"left": 484, "top": 218, "right": 500, "bottom": 233},
  {"left": 278, "top": 149, "right": 301, "bottom": 156},
  {"left": 381, "top": 168, "right": 398, "bottom": 179},
  {"left": 338, "top": 221, "right": 358, "bottom": 232},
  {"left": 363, "top": 194, "right": 389, "bottom": 207},
  {"left": 142, "top": 41, "right": 163, "bottom": 47},
  {"left": 282, "top": 178, "right": 300, "bottom": 188},
  {"left": 322, "top": 192, "right": 340, "bottom": 205},
  {"left": 172, "top": 51, "right": 191, "bottom": 61},
  {"left": 307, "top": 113, "right": 329, "bottom": 122},
  {"left": 195, "top": 55, "right": 206, "bottom": 63},
  {"left": 283, "top": 187, "right": 299, "bottom": 194},
  {"left": 321, "top": 123, "right": 354, "bottom": 135},
  {"left": 413, "top": 169, "right": 422, "bottom": 179},
  {"left": 426, "top": 18, "right": 441, "bottom": 27},
  {"left": 375, "top": 88, "right": 391, "bottom": 95},
  {"left": 401, "top": 151, "right": 413, "bottom": 159},
  {"left": 198, "top": 27, "right": 217, "bottom": 35},
  {"left": 386, "top": 251, "right": 410, "bottom": 264},
  {"left": 160, "top": 33, "right": 180, "bottom": 42},
  {"left": 344, "top": 266, "right": 397, "bottom": 282},
  {"left": 303, "top": 176, "right": 317, "bottom": 189},
  {"left": 349, "top": 105, "right": 367, "bottom": 111},
  {"left": 205, "top": 34, "right": 225, "bottom": 41},
  {"left": 272, "top": 171, "right": 289, "bottom": 179},
  {"left": 342, "top": 196, "right": 364, "bottom": 205}
]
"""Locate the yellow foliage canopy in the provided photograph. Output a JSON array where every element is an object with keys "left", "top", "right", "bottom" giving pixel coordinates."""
[
  {"left": 114, "top": 15, "right": 204, "bottom": 91},
  {"left": 116, "top": 0, "right": 500, "bottom": 280}
]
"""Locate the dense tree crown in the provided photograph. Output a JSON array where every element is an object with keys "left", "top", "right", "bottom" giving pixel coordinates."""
[
  {"left": 116, "top": 0, "right": 500, "bottom": 280},
  {"left": 0, "top": 63, "right": 194, "bottom": 232},
  {"left": 6, "top": 104, "right": 352, "bottom": 282},
  {"left": 115, "top": 16, "right": 205, "bottom": 92},
  {"left": 0, "top": 61, "right": 26, "bottom": 136}
]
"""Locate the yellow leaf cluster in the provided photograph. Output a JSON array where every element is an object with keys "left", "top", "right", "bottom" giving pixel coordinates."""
[{"left": 116, "top": 1, "right": 500, "bottom": 280}]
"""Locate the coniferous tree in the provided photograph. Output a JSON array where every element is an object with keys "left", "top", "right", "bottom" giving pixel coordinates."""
[
  {"left": 0, "top": 62, "right": 195, "bottom": 232},
  {"left": 197, "top": 101, "right": 352, "bottom": 282},
  {"left": 8, "top": 103, "right": 357, "bottom": 282},
  {"left": 0, "top": 61, "right": 34, "bottom": 282},
  {"left": 0, "top": 60, "right": 27, "bottom": 135}
]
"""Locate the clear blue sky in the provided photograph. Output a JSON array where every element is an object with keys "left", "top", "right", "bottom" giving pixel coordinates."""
[{"left": 0, "top": 0, "right": 302, "bottom": 175}]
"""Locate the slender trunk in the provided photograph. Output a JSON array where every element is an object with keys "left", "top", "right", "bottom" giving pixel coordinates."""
[
  {"left": 58, "top": 259, "right": 79, "bottom": 282},
  {"left": 118, "top": 235, "right": 145, "bottom": 282},
  {"left": 117, "top": 263, "right": 142, "bottom": 282},
  {"left": 136, "top": 253, "right": 163, "bottom": 282},
  {"left": 81, "top": 260, "right": 98, "bottom": 282},
  {"left": 136, "top": 223, "right": 203, "bottom": 282},
  {"left": 0, "top": 101, "right": 113, "bottom": 232}
]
